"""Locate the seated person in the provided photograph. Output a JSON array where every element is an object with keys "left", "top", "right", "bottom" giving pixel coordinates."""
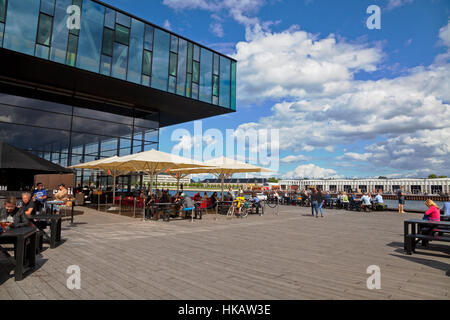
[
  {"left": 19, "top": 192, "right": 36, "bottom": 217},
  {"left": 419, "top": 200, "right": 441, "bottom": 246},
  {"left": 374, "top": 192, "right": 384, "bottom": 204},
  {"left": 54, "top": 184, "right": 69, "bottom": 201},
  {"left": 441, "top": 201, "right": 450, "bottom": 220},
  {"left": 0, "top": 197, "right": 29, "bottom": 228},
  {"left": 211, "top": 192, "right": 218, "bottom": 209},
  {"left": 32, "top": 182, "right": 48, "bottom": 213},
  {"left": 193, "top": 192, "right": 202, "bottom": 203},
  {"left": 360, "top": 193, "right": 372, "bottom": 211}
]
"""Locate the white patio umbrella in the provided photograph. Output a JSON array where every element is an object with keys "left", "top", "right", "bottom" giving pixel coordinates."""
[
  {"left": 95, "top": 149, "right": 211, "bottom": 220},
  {"left": 69, "top": 156, "right": 129, "bottom": 204}
]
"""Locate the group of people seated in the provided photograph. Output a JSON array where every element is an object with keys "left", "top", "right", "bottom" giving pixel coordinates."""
[{"left": 0, "top": 183, "right": 69, "bottom": 232}]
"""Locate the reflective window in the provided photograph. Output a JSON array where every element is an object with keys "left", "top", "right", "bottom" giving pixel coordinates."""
[
  {"left": 192, "top": 61, "right": 200, "bottom": 83},
  {"left": 231, "top": 61, "right": 237, "bottom": 110},
  {"left": 141, "top": 74, "right": 150, "bottom": 86},
  {"left": 50, "top": 0, "right": 71, "bottom": 64},
  {"left": 111, "top": 42, "right": 128, "bottom": 80},
  {"left": 70, "top": 0, "right": 82, "bottom": 36},
  {"left": 193, "top": 44, "right": 200, "bottom": 61},
  {"left": 0, "top": 0, "right": 5, "bottom": 22},
  {"left": 35, "top": 43, "right": 50, "bottom": 59},
  {"left": 151, "top": 28, "right": 170, "bottom": 91},
  {"left": 176, "top": 38, "right": 187, "bottom": 96},
  {"left": 199, "top": 48, "right": 213, "bottom": 103},
  {"left": 76, "top": 0, "right": 104, "bottom": 73},
  {"left": 213, "top": 75, "right": 219, "bottom": 97},
  {"left": 72, "top": 116, "right": 133, "bottom": 138},
  {"left": 192, "top": 83, "right": 199, "bottom": 100},
  {"left": 168, "top": 75, "right": 176, "bottom": 93},
  {"left": 102, "top": 27, "right": 114, "bottom": 56},
  {"left": 100, "top": 54, "right": 111, "bottom": 76},
  {"left": 213, "top": 53, "right": 219, "bottom": 75},
  {"left": 187, "top": 42, "right": 193, "bottom": 73},
  {"left": 169, "top": 52, "right": 177, "bottom": 76},
  {"left": 3, "top": 0, "right": 40, "bottom": 55},
  {"left": 40, "top": 0, "right": 55, "bottom": 16},
  {"left": 66, "top": 33, "right": 78, "bottom": 66},
  {"left": 0, "top": 22, "right": 4, "bottom": 47},
  {"left": 37, "top": 13, "right": 52, "bottom": 46},
  {"left": 219, "top": 56, "right": 231, "bottom": 108},
  {"left": 127, "top": 18, "right": 144, "bottom": 84},
  {"left": 116, "top": 11, "right": 130, "bottom": 27},
  {"left": 185, "top": 73, "right": 192, "bottom": 98},
  {"left": 142, "top": 50, "right": 152, "bottom": 76},
  {"left": 115, "top": 24, "right": 129, "bottom": 46},
  {"left": 104, "top": 7, "right": 115, "bottom": 29},
  {"left": 144, "top": 24, "right": 153, "bottom": 50},
  {"left": 170, "top": 35, "right": 178, "bottom": 53}
]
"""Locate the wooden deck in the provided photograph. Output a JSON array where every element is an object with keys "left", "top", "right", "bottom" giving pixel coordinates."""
[{"left": 0, "top": 205, "right": 449, "bottom": 300}]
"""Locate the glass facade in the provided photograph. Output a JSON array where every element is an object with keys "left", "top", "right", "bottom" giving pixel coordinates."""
[
  {"left": 0, "top": 0, "right": 236, "bottom": 110},
  {"left": 0, "top": 93, "right": 159, "bottom": 186}
]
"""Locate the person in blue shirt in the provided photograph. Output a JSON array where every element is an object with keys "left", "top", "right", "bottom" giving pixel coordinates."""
[
  {"left": 374, "top": 192, "right": 384, "bottom": 204},
  {"left": 251, "top": 193, "right": 262, "bottom": 216},
  {"left": 32, "top": 182, "right": 47, "bottom": 213},
  {"left": 441, "top": 202, "right": 450, "bottom": 220}
]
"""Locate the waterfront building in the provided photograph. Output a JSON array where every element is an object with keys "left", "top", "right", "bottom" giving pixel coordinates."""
[
  {"left": 278, "top": 178, "right": 450, "bottom": 195},
  {"left": 0, "top": 0, "right": 236, "bottom": 190}
]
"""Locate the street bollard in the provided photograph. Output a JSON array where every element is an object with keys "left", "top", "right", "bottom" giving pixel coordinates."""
[
  {"left": 133, "top": 197, "right": 136, "bottom": 218},
  {"left": 97, "top": 194, "right": 100, "bottom": 212},
  {"left": 119, "top": 196, "right": 122, "bottom": 215}
]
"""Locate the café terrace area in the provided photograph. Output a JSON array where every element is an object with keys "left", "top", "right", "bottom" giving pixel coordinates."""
[{"left": 0, "top": 205, "right": 448, "bottom": 300}]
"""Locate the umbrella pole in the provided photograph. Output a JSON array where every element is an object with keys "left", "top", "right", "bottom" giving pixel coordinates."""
[
  {"left": 221, "top": 175, "right": 224, "bottom": 201},
  {"left": 112, "top": 171, "right": 117, "bottom": 208},
  {"left": 147, "top": 174, "right": 154, "bottom": 222}
]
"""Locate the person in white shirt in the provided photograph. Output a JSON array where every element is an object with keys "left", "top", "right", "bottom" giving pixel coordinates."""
[{"left": 360, "top": 193, "right": 372, "bottom": 212}]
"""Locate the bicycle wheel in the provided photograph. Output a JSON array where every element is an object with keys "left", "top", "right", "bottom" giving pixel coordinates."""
[
  {"left": 227, "top": 205, "right": 234, "bottom": 218},
  {"left": 240, "top": 206, "right": 248, "bottom": 218},
  {"left": 266, "top": 200, "right": 278, "bottom": 209}
]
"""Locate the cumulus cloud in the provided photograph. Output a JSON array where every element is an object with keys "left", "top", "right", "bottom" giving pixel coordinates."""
[
  {"left": 283, "top": 164, "right": 340, "bottom": 179},
  {"left": 234, "top": 26, "right": 383, "bottom": 103},
  {"left": 280, "top": 154, "right": 309, "bottom": 163},
  {"left": 386, "top": 0, "right": 413, "bottom": 10},
  {"left": 163, "top": 0, "right": 267, "bottom": 38},
  {"left": 234, "top": 21, "right": 450, "bottom": 176}
]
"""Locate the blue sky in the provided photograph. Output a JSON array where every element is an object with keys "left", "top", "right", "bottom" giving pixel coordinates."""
[{"left": 101, "top": 0, "right": 450, "bottom": 179}]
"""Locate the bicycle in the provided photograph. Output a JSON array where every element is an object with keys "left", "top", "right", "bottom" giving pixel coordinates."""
[{"left": 227, "top": 197, "right": 248, "bottom": 219}]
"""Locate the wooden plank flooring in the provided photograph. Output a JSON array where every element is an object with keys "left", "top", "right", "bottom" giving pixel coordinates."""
[{"left": 0, "top": 205, "right": 448, "bottom": 300}]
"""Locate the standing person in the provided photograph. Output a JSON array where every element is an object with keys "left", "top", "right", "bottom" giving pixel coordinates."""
[
  {"left": 228, "top": 187, "right": 236, "bottom": 200},
  {"left": 251, "top": 193, "right": 262, "bottom": 216},
  {"left": 310, "top": 188, "right": 323, "bottom": 218},
  {"left": 397, "top": 186, "right": 406, "bottom": 214},
  {"left": 317, "top": 189, "right": 325, "bottom": 217}
]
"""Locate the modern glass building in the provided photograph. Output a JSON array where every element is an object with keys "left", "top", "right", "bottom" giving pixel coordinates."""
[{"left": 0, "top": 0, "right": 236, "bottom": 188}]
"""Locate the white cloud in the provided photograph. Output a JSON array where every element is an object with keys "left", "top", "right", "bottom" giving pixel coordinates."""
[
  {"left": 163, "top": 19, "right": 172, "bottom": 30},
  {"left": 283, "top": 164, "right": 340, "bottom": 179},
  {"left": 234, "top": 21, "right": 450, "bottom": 176},
  {"left": 234, "top": 26, "right": 383, "bottom": 103},
  {"left": 386, "top": 0, "right": 413, "bottom": 10},
  {"left": 163, "top": 0, "right": 267, "bottom": 38},
  {"left": 280, "top": 154, "right": 309, "bottom": 163}
]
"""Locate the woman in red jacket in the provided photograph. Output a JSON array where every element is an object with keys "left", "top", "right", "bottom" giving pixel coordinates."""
[{"left": 424, "top": 199, "right": 441, "bottom": 221}]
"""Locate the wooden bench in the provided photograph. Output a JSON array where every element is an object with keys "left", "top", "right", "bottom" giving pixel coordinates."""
[{"left": 405, "top": 233, "right": 450, "bottom": 255}]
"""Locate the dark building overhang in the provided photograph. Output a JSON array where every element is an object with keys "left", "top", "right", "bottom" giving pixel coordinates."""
[{"left": 0, "top": 48, "right": 234, "bottom": 128}]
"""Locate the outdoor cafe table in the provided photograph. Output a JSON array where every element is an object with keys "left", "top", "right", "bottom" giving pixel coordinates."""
[
  {"left": 0, "top": 226, "right": 37, "bottom": 281},
  {"left": 29, "top": 214, "right": 62, "bottom": 249},
  {"left": 403, "top": 219, "right": 450, "bottom": 251},
  {"left": 146, "top": 203, "right": 174, "bottom": 221},
  {"left": 46, "top": 200, "right": 65, "bottom": 214}
]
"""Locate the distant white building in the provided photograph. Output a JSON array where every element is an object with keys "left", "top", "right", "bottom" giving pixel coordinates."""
[
  {"left": 143, "top": 174, "right": 191, "bottom": 184},
  {"left": 278, "top": 178, "right": 450, "bottom": 195}
]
